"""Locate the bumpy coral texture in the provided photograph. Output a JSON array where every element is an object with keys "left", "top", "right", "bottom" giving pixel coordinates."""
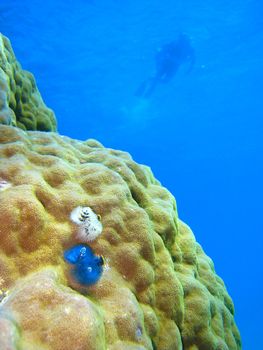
[
  {"left": 0, "top": 125, "right": 241, "bottom": 350},
  {"left": 0, "top": 33, "right": 56, "bottom": 131}
]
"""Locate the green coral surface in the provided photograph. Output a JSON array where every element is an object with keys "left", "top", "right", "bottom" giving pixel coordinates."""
[{"left": 0, "top": 33, "right": 57, "bottom": 131}]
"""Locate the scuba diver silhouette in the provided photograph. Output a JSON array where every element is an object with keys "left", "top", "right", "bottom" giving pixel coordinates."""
[{"left": 135, "top": 33, "right": 195, "bottom": 98}]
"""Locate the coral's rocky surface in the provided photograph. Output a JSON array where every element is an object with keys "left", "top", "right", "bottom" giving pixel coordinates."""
[
  {"left": 0, "top": 125, "right": 241, "bottom": 349},
  {"left": 0, "top": 33, "right": 56, "bottom": 131}
]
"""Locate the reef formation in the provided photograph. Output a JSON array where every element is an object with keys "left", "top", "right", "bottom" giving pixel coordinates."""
[
  {"left": 0, "top": 33, "right": 241, "bottom": 350},
  {"left": 0, "top": 34, "right": 56, "bottom": 131}
]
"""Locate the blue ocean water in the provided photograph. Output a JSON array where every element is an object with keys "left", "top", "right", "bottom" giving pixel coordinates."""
[{"left": 1, "top": 0, "right": 262, "bottom": 348}]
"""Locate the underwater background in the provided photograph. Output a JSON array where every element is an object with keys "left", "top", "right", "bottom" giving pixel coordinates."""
[{"left": 1, "top": 0, "right": 262, "bottom": 348}]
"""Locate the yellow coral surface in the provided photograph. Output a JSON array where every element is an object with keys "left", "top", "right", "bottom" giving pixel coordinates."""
[
  {"left": 0, "top": 125, "right": 241, "bottom": 350},
  {"left": 0, "top": 33, "right": 56, "bottom": 131}
]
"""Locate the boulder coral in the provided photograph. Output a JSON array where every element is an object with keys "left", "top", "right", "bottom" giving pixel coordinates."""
[
  {"left": 0, "top": 125, "right": 241, "bottom": 350},
  {"left": 0, "top": 34, "right": 241, "bottom": 350},
  {"left": 0, "top": 33, "right": 56, "bottom": 131}
]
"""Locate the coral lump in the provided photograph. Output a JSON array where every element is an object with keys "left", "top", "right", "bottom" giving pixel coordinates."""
[
  {"left": 0, "top": 34, "right": 56, "bottom": 131},
  {"left": 0, "top": 124, "right": 242, "bottom": 350}
]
